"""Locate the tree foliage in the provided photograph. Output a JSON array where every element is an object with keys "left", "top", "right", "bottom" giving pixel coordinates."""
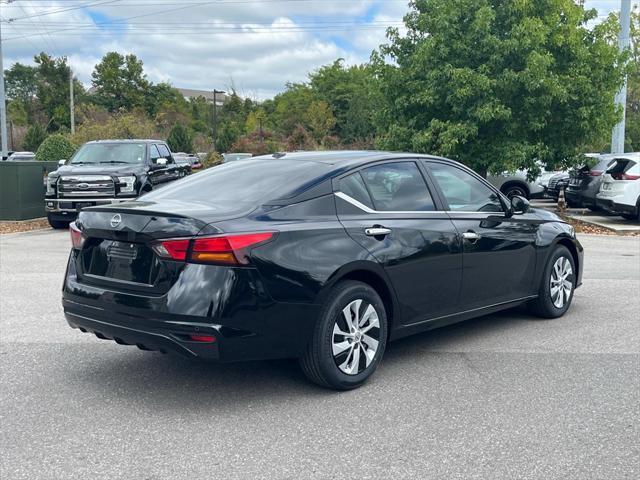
[
  {"left": 35, "top": 134, "right": 76, "bottom": 161},
  {"left": 22, "top": 124, "right": 48, "bottom": 152},
  {"left": 167, "top": 123, "right": 194, "bottom": 153},
  {"left": 374, "top": 0, "right": 628, "bottom": 175},
  {"left": 91, "top": 52, "right": 150, "bottom": 112}
]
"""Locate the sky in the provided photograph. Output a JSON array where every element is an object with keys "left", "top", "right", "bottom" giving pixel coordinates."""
[{"left": 0, "top": 0, "right": 634, "bottom": 100}]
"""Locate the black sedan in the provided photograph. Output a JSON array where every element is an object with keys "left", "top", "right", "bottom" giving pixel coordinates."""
[{"left": 63, "top": 151, "right": 583, "bottom": 390}]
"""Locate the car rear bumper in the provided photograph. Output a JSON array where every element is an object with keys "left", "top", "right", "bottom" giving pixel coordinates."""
[
  {"left": 62, "top": 258, "right": 320, "bottom": 362},
  {"left": 597, "top": 198, "right": 638, "bottom": 216}
]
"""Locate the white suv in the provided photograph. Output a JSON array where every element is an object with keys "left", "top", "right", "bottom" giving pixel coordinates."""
[{"left": 596, "top": 153, "right": 640, "bottom": 220}]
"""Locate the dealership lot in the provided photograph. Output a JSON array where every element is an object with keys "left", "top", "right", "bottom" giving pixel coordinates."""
[{"left": 1, "top": 229, "right": 639, "bottom": 479}]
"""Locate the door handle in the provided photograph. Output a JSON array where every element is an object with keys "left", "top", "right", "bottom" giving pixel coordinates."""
[
  {"left": 462, "top": 231, "right": 481, "bottom": 242},
  {"left": 365, "top": 227, "right": 392, "bottom": 237}
]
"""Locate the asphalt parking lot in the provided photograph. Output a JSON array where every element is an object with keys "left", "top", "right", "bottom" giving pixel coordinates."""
[{"left": 1, "top": 229, "right": 639, "bottom": 480}]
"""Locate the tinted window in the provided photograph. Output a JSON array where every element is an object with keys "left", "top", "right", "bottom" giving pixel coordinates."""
[
  {"left": 339, "top": 172, "right": 374, "bottom": 209},
  {"left": 149, "top": 145, "right": 160, "bottom": 160},
  {"left": 360, "top": 162, "right": 435, "bottom": 211},
  {"left": 157, "top": 144, "right": 171, "bottom": 158},
  {"left": 429, "top": 163, "right": 503, "bottom": 212},
  {"left": 143, "top": 160, "right": 330, "bottom": 206}
]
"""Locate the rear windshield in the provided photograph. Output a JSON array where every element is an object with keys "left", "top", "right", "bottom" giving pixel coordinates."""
[
  {"left": 143, "top": 159, "right": 329, "bottom": 205},
  {"left": 70, "top": 143, "right": 146, "bottom": 165}
]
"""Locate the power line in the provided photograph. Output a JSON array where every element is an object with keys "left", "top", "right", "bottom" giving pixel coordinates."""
[{"left": 2, "top": 0, "right": 122, "bottom": 22}]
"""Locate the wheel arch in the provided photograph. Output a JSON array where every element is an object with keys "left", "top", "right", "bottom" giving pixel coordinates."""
[
  {"left": 319, "top": 262, "right": 400, "bottom": 338},
  {"left": 501, "top": 180, "right": 530, "bottom": 198},
  {"left": 554, "top": 236, "right": 580, "bottom": 281}
]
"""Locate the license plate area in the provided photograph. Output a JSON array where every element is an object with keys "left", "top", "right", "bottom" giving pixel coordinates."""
[{"left": 81, "top": 239, "right": 158, "bottom": 285}]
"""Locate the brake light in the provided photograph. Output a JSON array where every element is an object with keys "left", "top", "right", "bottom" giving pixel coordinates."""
[
  {"left": 188, "top": 334, "right": 216, "bottom": 343},
  {"left": 152, "top": 232, "right": 275, "bottom": 265},
  {"left": 611, "top": 173, "right": 640, "bottom": 180},
  {"left": 589, "top": 170, "right": 603, "bottom": 176},
  {"left": 69, "top": 222, "right": 86, "bottom": 249}
]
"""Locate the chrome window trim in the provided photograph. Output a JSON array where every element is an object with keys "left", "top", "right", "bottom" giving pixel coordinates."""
[
  {"left": 335, "top": 191, "right": 448, "bottom": 215},
  {"left": 335, "top": 192, "right": 506, "bottom": 216}
]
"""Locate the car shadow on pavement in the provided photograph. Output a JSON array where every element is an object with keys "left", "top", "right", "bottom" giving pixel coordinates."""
[{"left": 69, "top": 307, "right": 536, "bottom": 406}]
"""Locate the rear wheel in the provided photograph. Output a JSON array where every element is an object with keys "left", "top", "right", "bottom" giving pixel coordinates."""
[
  {"left": 300, "top": 281, "right": 388, "bottom": 390},
  {"left": 47, "top": 215, "right": 70, "bottom": 229},
  {"left": 528, "top": 245, "right": 576, "bottom": 319}
]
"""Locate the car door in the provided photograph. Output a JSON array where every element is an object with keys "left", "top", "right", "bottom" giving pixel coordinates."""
[
  {"left": 148, "top": 144, "right": 169, "bottom": 185},
  {"left": 424, "top": 160, "right": 538, "bottom": 311},
  {"left": 334, "top": 160, "right": 462, "bottom": 326},
  {"left": 157, "top": 144, "right": 179, "bottom": 182}
]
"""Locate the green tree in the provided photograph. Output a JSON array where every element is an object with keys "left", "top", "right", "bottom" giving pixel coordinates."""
[
  {"left": 374, "top": 0, "right": 628, "bottom": 175},
  {"left": 33, "top": 53, "right": 83, "bottom": 131},
  {"left": 305, "top": 100, "right": 336, "bottom": 143},
  {"left": 167, "top": 123, "right": 194, "bottom": 153},
  {"left": 271, "top": 84, "right": 317, "bottom": 136},
  {"left": 22, "top": 124, "right": 48, "bottom": 152},
  {"left": 35, "top": 134, "right": 75, "bottom": 161},
  {"left": 91, "top": 52, "right": 150, "bottom": 112},
  {"left": 4, "top": 63, "right": 38, "bottom": 124}
]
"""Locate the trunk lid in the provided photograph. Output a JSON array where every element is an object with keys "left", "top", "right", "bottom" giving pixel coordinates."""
[{"left": 74, "top": 200, "right": 231, "bottom": 293}]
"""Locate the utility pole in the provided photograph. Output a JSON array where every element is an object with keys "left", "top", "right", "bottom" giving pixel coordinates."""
[
  {"left": 212, "top": 89, "right": 225, "bottom": 152},
  {"left": 0, "top": 18, "right": 9, "bottom": 159},
  {"left": 611, "top": 0, "right": 632, "bottom": 154},
  {"left": 69, "top": 69, "right": 75, "bottom": 135}
]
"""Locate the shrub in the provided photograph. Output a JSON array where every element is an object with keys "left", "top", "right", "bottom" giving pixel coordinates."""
[
  {"left": 22, "top": 124, "right": 48, "bottom": 152},
  {"left": 167, "top": 123, "right": 193, "bottom": 153},
  {"left": 35, "top": 134, "right": 76, "bottom": 162}
]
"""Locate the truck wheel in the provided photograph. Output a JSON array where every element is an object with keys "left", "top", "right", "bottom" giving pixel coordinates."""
[{"left": 47, "top": 215, "right": 70, "bottom": 229}]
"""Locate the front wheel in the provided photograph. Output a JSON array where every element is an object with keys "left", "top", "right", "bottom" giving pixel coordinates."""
[
  {"left": 300, "top": 281, "right": 388, "bottom": 390},
  {"left": 528, "top": 245, "right": 576, "bottom": 319},
  {"left": 47, "top": 215, "right": 70, "bottom": 229}
]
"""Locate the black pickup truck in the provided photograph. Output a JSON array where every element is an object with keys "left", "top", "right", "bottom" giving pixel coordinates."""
[{"left": 45, "top": 139, "right": 190, "bottom": 228}]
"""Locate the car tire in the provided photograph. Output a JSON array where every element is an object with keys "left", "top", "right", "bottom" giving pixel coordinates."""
[
  {"left": 502, "top": 184, "right": 529, "bottom": 199},
  {"left": 528, "top": 245, "right": 576, "bottom": 319},
  {"left": 47, "top": 216, "right": 70, "bottom": 229},
  {"left": 299, "top": 281, "right": 388, "bottom": 390}
]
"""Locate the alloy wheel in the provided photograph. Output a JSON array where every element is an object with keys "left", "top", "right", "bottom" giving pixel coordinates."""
[
  {"left": 332, "top": 299, "right": 381, "bottom": 375},
  {"left": 550, "top": 257, "right": 573, "bottom": 308}
]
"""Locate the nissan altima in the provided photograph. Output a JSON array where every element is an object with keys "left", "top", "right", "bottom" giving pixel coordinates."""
[{"left": 63, "top": 151, "right": 583, "bottom": 390}]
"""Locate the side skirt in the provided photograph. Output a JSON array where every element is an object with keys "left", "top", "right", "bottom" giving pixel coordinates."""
[{"left": 390, "top": 295, "right": 538, "bottom": 341}]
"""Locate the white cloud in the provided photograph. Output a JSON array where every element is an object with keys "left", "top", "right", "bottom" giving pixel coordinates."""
[{"left": 1, "top": 0, "right": 630, "bottom": 99}]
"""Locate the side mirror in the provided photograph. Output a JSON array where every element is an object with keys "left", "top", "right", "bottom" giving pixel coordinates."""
[
  {"left": 58, "top": 159, "right": 67, "bottom": 166},
  {"left": 156, "top": 157, "right": 168, "bottom": 166},
  {"left": 510, "top": 195, "right": 530, "bottom": 215}
]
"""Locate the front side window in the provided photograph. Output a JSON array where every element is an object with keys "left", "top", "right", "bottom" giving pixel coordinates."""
[
  {"left": 428, "top": 163, "right": 503, "bottom": 213},
  {"left": 157, "top": 144, "right": 171, "bottom": 158},
  {"left": 359, "top": 162, "right": 435, "bottom": 211},
  {"left": 149, "top": 145, "right": 160, "bottom": 161}
]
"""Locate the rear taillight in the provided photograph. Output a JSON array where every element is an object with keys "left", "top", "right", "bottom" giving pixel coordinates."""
[
  {"left": 152, "top": 232, "right": 275, "bottom": 266},
  {"left": 589, "top": 170, "right": 603, "bottom": 176},
  {"left": 69, "top": 222, "right": 86, "bottom": 249},
  {"left": 611, "top": 173, "right": 640, "bottom": 180}
]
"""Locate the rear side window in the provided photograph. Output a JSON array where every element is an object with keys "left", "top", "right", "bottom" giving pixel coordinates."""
[
  {"left": 359, "top": 162, "right": 435, "bottom": 211},
  {"left": 157, "top": 144, "right": 171, "bottom": 158},
  {"left": 339, "top": 173, "right": 374, "bottom": 209}
]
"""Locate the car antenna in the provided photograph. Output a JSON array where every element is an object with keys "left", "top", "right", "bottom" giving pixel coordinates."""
[{"left": 272, "top": 152, "right": 286, "bottom": 159}]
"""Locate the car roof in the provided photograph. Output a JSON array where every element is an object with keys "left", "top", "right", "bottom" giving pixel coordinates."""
[
  {"left": 252, "top": 150, "right": 449, "bottom": 170},
  {"left": 85, "top": 139, "right": 165, "bottom": 144}
]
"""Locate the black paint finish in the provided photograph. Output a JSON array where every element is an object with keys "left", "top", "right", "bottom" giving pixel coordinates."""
[{"left": 62, "top": 151, "right": 583, "bottom": 361}]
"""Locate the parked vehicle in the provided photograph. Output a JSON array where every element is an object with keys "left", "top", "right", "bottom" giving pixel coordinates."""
[
  {"left": 596, "top": 153, "right": 640, "bottom": 220},
  {"left": 487, "top": 170, "right": 545, "bottom": 199},
  {"left": 174, "top": 152, "right": 203, "bottom": 171},
  {"left": 63, "top": 151, "right": 583, "bottom": 390},
  {"left": 222, "top": 152, "right": 253, "bottom": 163},
  {"left": 565, "top": 154, "right": 618, "bottom": 210},
  {"left": 45, "top": 139, "right": 188, "bottom": 229},
  {"left": 6, "top": 151, "right": 36, "bottom": 161},
  {"left": 545, "top": 172, "right": 571, "bottom": 200},
  {"left": 173, "top": 155, "right": 193, "bottom": 175}
]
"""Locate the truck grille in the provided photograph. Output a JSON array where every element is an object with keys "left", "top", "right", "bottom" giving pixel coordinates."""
[
  {"left": 58, "top": 175, "right": 115, "bottom": 197},
  {"left": 548, "top": 177, "right": 560, "bottom": 190}
]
